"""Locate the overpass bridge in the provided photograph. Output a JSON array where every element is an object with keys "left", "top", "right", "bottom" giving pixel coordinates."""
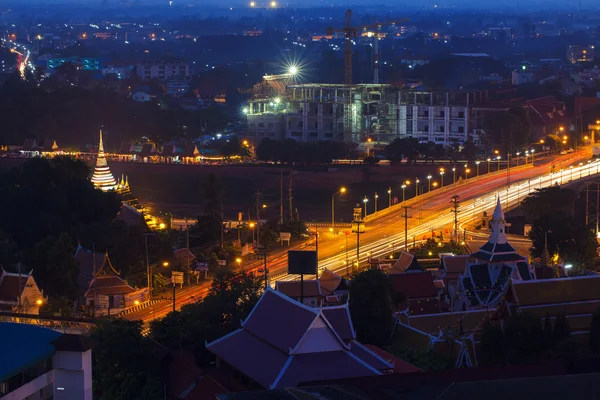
[{"left": 0, "top": 311, "right": 96, "bottom": 335}]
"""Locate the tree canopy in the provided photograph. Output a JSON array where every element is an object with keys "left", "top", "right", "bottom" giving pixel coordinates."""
[
  {"left": 522, "top": 187, "right": 597, "bottom": 268},
  {"left": 256, "top": 139, "right": 349, "bottom": 164},
  {"left": 150, "top": 270, "right": 263, "bottom": 365},
  {"left": 348, "top": 269, "right": 395, "bottom": 347}
]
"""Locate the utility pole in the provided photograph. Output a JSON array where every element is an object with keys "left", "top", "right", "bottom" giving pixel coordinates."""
[
  {"left": 288, "top": 173, "right": 294, "bottom": 221},
  {"left": 220, "top": 201, "right": 224, "bottom": 249},
  {"left": 402, "top": 206, "right": 412, "bottom": 251},
  {"left": 351, "top": 204, "right": 364, "bottom": 269},
  {"left": 280, "top": 169, "right": 284, "bottom": 224},
  {"left": 450, "top": 195, "right": 461, "bottom": 243},
  {"left": 254, "top": 191, "right": 262, "bottom": 248}
]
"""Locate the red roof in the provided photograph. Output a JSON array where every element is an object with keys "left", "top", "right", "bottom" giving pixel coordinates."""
[
  {"left": 85, "top": 275, "right": 135, "bottom": 297},
  {"left": 363, "top": 345, "right": 420, "bottom": 374},
  {"left": 525, "top": 96, "right": 566, "bottom": 126},
  {"left": 389, "top": 271, "right": 438, "bottom": 299},
  {"left": 0, "top": 274, "right": 28, "bottom": 302},
  {"left": 275, "top": 280, "right": 322, "bottom": 299}
]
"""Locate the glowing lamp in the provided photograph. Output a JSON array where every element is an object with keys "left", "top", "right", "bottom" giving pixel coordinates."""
[{"left": 288, "top": 65, "right": 298, "bottom": 75}]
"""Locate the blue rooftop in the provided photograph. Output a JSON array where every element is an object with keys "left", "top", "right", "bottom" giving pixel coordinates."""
[{"left": 0, "top": 323, "right": 62, "bottom": 381}]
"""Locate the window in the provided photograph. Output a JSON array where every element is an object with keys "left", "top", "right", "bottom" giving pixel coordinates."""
[
  {"left": 314, "top": 121, "right": 318, "bottom": 129},
  {"left": 310, "top": 132, "right": 318, "bottom": 137},
  {"left": 458, "top": 126, "right": 465, "bottom": 133},
  {"left": 440, "top": 111, "right": 445, "bottom": 118},
  {"left": 268, "top": 123, "right": 273, "bottom": 128},
  {"left": 258, "top": 123, "right": 264, "bottom": 128},
  {"left": 439, "top": 126, "right": 445, "bottom": 133},
  {"left": 424, "top": 110, "right": 429, "bottom": 117},
  {"left": 458, "top": 111, "right": 465, "bottom": 118},
  {"left": 291, "top": 131, "right": 302, "bottom": 137},
  {"left": 298, "top": 121, "right": 303, "bottom": 128}
]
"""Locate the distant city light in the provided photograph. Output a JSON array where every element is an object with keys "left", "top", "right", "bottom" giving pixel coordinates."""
[
  {"left": 289, "top": 65, "right": 298, "bottom": 75},
  {"left": 250, "top": 1, "right": 255, "bottom": 6},
  {"left": 565, "top": 264, "right": 573, "bottom": 269},
  {"left": 242, "top": 107, "right": 249, "bottom": 114},
  {"left": 270, "top": 1, "right": 277, "bottom": 6},
  {"left": 274, "top": 97, "right": 281, "bottom": 104}
]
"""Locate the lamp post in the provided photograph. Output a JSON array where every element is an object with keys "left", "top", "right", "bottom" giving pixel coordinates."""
[
  {"left": 531, "top": 149, "right": 535, "bottom": 164},
  {"left": 249, "top": 222, "right": 256, "bottom": 244},
  {"left": 388, "top": 242, "right": 395, "bottom": 259},
  {"left": 516, "top": 152, "right": 520, "bottom": 166},
  {"left": 401, "top": 184, "right": 407, "bottom": 202},
  {"left": 497, "top": 155, "right": 501, "bottom": 171},
  {"left": 363, "top": 196, "right": 368, "bottom": 216},
  {"left": 487, "top": 158, "right": 491, "bottom": 174},
  {"left": 440, "top": 169, "right": 445, "bottom": 188},
  {"left": 476, "top": 161, "right": 480, "bottom": 177},
  {"left": 452, "top": 167, "right": 456, "bottom": 184},
  {"left": 465, "top": 167, "right": 471, "bottom": 180},
  {"left": 427, "top": 175, "right": 432, "bottom": 192},
  {"left": 374, "top": 192, "right": 379, "bottom": 212},
  {"left": 331, "top": 187, "right": 346, "bottom": 226},
  {"left": 367, "top": 137, "right": 372, "bottom": 157},
  {"left": 415, "top": 180, "right": 420, "bottom": 196},
  {"left": 387, "top": 187, "right": 392, "bottom": 208}
]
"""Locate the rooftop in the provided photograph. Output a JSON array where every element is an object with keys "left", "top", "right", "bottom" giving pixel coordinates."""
[{"left": 0, "top": 322, "right": 61, "bottom": 381}]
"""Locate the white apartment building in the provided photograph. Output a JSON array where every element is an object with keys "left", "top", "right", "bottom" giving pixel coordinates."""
[
  {"left": 0, "top": 323, "right": 93, "bottom": 400},
  {"left": 136, "top": 60, "right": 190, "bottom": 81},
  {"left": 246, "top": 83, "right": 489, "bottom": 147}
]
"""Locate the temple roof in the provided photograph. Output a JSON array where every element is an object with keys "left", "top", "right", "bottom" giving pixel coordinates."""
[{"left": 206, "top": 288, "right": 391, "bottom": 389}]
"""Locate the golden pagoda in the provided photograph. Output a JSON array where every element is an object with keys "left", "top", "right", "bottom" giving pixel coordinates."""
[{"left": 91, "top": 130, "right": 118, "bottom": 191}]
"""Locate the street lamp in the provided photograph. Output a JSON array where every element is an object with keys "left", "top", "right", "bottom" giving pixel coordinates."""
[
  {"left": 497, "top": 155, "right": 501, "bottom": 171},
  {"left": 452, "top": 167, "right": 456, "bottom": 184},
  {"left": 427, "top": 175, "right": 432, "bottom": 191},
  {"left": 440, "top": 169, "right": 445, "bottom": 188},
  {"left": 401, "top": 184, "right": 407, "bottom": 202},
  {"left": 516, "top": 152, "right": 520, "bottom": 166},
  {"left": 236, "top": 258, "right": 242, "bottom": 268},
  {"left": 249, "top": 222, "right": 256, "bottom": 244},
  {"left": 487, "top": 158, "right": 491, "bottom": 174},
  {"left": 374, "top": 192, "right": 379, "bottom": 212},
  {"left": 387, "top": 187, "right": 392, "bottom": 208},
  {"left": 331, "top": 187, "right": 347, "bottom": 226},
  {"left": 531, "top": 149, "right": 535, "bottom": 164},
  {"left": 363, "top": 196, "right": 369, "bottom": 216},
  {"left": 465, "top": 168, "right": 471, "bottom": 180},
  {"left": 415, "top": 180, "right": 420, "bottom": 196},
  {"left": 367, "top": 137, "right": 372, "bottom": 157},
  {"left": 476, "top": 161, "right": 480, "bottom": 177}
]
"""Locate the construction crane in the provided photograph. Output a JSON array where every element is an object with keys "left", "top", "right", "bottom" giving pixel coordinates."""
[
  {"left": 326, "top": 10, "right": 409, "bottom": 142},
  {"left": 326, "top": 10, "right": 409, "bottom": 85}
]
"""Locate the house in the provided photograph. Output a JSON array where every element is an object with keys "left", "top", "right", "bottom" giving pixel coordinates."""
[
  {"left": 40, "top": 140, "right": 59, "bottom": 156},
  {"left": 0, "top": 268, "right": 46, "bottom": 314},
  {"left": 174, "top": 248, "right": 196, "bottom": 269},
  {"left": 20, "top": 138, "right": 39, "bottom": 155},
  {"left": 383, "top": 251, "right": 422, "bottom": 274},
  {"left": 318, "top": 268, "right": 349, "bottom": 305},
  {"left": 389, "top": 271, "right": 441, "bottom": 315},
  {"left": 115, "top": 202, "right": 144, "bottom": 227},
  {"left": 160, "top": 143, "right": 179, "bottom": 163},
  {"left": 440, "top": 255, "right": 469, "bottom": 288},
  {"left": 0, "top": 323, "right": 94, "bottom": 399},
  {"left": 206, "top": 288, "right": 393, "bottom": 390},
  {"left": 524, "top": 96, "right": 567, "bottom": 141},
  {"left": 131, "top": 90, "right": 156, "bottom": 102},
  {"left": 507, "top": 275, "right": 600, "bottom": 336},
  {"left": 275, "top": 280, "right": 323, "bottom": 307},
  {"left": 77, "top": 246, "right": 147, "bottom": 315}
]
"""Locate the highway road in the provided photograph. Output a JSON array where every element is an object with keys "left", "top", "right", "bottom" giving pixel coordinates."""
[{"left": 126, "top": 149, "right": 597, "bottom": 328}]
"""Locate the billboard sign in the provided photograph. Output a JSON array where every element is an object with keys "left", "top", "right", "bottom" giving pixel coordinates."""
[{"left": 288, "top": 250, "right": 317, "bottom": 275}]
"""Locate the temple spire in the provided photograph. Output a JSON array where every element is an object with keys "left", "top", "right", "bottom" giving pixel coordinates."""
[
  {"left": 91, "top": 129, "right": 118, "bottom": 191},
  {"left": 489, "top": 197, "right": 507, "bottom": 244}
]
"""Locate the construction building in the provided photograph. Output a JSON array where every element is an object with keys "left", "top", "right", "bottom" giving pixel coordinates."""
[{"left": 245, "top": 76, "right": 491, "bottom": 147}]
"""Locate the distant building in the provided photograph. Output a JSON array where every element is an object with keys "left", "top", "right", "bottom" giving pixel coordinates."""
[
  {"left": 166, "top": 77, "right": 191, "bottom": 96},
  {"left": 567, "top": 45, "right": 595, "bottom": 64},
  {"left": 399, "top": 55, "right": 429, "bottom": 68},
  {"left": 512, "top": 69, "right": 536, "bottom": 85},
  {"left": 136, "top": 60, "right": 190, "bottom": 81},
  {"left": 525, "top": 96, "right": 567, "bottom": 140},
  {"left": 47, "top": 56, "right": 99, "bottom": 71},
  {"left": 0, "top": 323, "right": 93, "bottom": 400},
  {"left": 0, "top": 268, "right": 46, "bottom": 314},
  {"left": 246, "top": 81, "right": 489, "bottom": 146},
  {"left": 95, "top": 31, "right": 112, "bottom": 39},
  {"left": 101, "top": 65, "right": 134, "bottom": 79},
  {"left": 131, "top": 90, "right": 155, "bottom": 102}
]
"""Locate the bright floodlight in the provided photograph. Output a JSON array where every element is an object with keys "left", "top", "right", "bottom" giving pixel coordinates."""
[
  {"left": 289, "top": 65, "right": 298, "bottom": 75},
  {"left": 274, "top": 97, "right": 281, "bottom": 104},
  {"left": 270, "top": 1, "right": 276, "bottom": 6},
  {"left": 565, "top": 264, "right": 573, "bottom": 269},
  {"left": 250, "top": 1, "right": 255, "bottom": 6},
  {"left": 242, "top": 107, "right": 249, "bottom": 114}
]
